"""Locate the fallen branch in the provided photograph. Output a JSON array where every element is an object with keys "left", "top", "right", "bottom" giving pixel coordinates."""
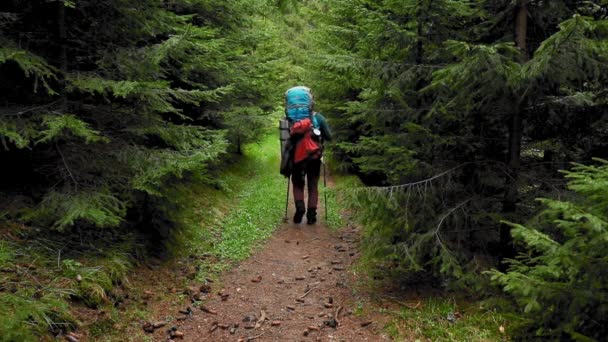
[
  {"left": 299, "top": 282, "right": 321, "bottom": 299},
  {"left": 254, "top": 310, "right": 266, "bottom": 329},
  {"left": 335, "top": 306, "right": 343, "bottom": 326},
  {"left": 247, "top": 331, "right": 265, "bottom": 341}
]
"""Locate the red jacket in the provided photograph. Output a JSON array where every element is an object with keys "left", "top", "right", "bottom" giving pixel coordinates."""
[{"left": 290, "top": 118, "right": 321, "bottom": 164}]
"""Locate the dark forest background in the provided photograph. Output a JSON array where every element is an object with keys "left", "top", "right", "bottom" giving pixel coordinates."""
[{"left": 1, "top": 0, "right": 607, "bottom": 340}]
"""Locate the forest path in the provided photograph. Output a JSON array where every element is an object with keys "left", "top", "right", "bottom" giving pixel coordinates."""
[{"left": 164, "top": 206, "right": 390, "bottom": 342}]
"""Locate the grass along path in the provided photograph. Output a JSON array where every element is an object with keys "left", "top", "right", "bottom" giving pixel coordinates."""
[{"left": 211, "top": 134, "right": 288, "bottom": 262}]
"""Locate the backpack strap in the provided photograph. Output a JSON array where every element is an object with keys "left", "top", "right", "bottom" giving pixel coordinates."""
[{"left": 311, "top": 112, "right": 320, "bottom": 129}]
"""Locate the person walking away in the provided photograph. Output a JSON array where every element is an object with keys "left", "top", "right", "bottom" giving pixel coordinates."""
[{"left": 283, "top": 86, "right": 332, "bottom": 225}]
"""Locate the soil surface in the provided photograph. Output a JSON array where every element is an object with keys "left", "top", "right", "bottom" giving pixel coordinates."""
[{"left": 150, "top": 214, "right": 391, "bottom": 342}]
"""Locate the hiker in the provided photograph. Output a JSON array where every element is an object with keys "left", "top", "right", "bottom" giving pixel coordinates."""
[{"left": 281, "top": 86, "right": 332, "bottom": 225}]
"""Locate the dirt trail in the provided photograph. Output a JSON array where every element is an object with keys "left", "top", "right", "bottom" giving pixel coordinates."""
[{"left": 157, "top": 214, "right": 390, "bottom": 342}]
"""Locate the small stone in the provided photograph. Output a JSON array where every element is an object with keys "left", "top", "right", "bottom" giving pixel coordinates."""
[
  {"left": 153, "top": 321, "right": 167, "bottom": 329},
  {"left": 171, "top": 330, "right": 184, "bottom": 338},
  {"left": 65, "top": 335, "right": 79, "bottom": 342},
  {"left": 201, "top": 306, "right": 217, "bottom": 315},
  {"left": 302, "top": 255, "right": 310, "bottom": 260},
  {"left": 242, "top": 313, "right": 257, "bottom": 323},
  {"left": 271, "top": 320, "right": 282, "bottom": 326},
  {"left": 295, "top": 276, "right": 306, "bottom": 280},
  {"left": 142, "top": 322, "right": 154, "bottom": 333},
  {"left": 324, "top": 318, "right": 338, "bottom": 328}
]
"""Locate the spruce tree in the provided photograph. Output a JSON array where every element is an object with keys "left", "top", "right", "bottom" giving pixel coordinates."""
[{"left": 308, "top": 0, "right": 608, "bottom": 284}]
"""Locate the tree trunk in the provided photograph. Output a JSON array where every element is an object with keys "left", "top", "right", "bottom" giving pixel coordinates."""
[
  {"left": 500, "top": 1, "right": 528, "bottom": 260},
  {"left": 236, "top": 132, "right": 242, "bottom": 155},
  {"left": 57, "top": 1, "right": 68, "bottom": 111}
]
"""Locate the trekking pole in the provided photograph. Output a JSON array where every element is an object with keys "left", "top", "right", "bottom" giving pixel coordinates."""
[
  {"left": 284, "top": 176, "right": 290, "bottom": 222},
  {"left": 323, "top": 159, "right": 328, "bottom": 223}
]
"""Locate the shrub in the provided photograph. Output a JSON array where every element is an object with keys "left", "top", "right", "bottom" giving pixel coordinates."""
[{"left": 489, "top": 160, "right": 608, "bottom": 340}]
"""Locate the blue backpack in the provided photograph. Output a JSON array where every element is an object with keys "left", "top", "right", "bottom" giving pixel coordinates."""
[{"left": 285, "top": 86, "right": 319, "bottom": 127}]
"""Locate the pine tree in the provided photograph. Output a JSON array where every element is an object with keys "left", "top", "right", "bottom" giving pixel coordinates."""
[
  {"left": 308, "top": 0, "right": 608, "bottom": 285},
  {"left": 0, "top": 0, "right": 288, "bottom": 239},
  {"left": 489, "top": 160, "right": 608, "bottom": 340}
]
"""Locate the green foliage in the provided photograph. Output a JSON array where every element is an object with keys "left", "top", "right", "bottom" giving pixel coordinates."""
[
  {"left": 0, "top": 1, "right": 297, "bottom": 337},
  {"left": 37, "top": 114, "right": 108, "bottom": 144},
  {"left": 29, "top": 190, "right": 126, "bottom": 231},
  {"left": 0, "top": 291, "right": 76, "bottom": 342},
  {"left": 0, "top": 243, "right": 77, "bottom": 341},
  {"left": 0, "top": 0, "right": 292, "bottom": 237},
  {"left": 126, "top": 140, "right": 227, "bottom": 196},
  {"left": 306, "top": 0, "right": 608, "bottom": 290},
  {"left": 0, "top": 120, "right": 31, "bottom": 148},
  {"left": 0, "top": 46, "right": 57, "bottom": 94},
  {"left": 489, "top": 160, "right": 608, "bottom": 340}
]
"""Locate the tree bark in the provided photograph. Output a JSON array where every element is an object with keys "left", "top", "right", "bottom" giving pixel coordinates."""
[
  {"left": 57, "top": 0, "right": 68, "bottom": 111},
  {"left": 500, "top": 1, "right": 528, "bottom": 260}
]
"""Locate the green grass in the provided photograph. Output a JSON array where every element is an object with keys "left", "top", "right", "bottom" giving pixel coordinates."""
[
  {"left": 211, "top": 133, "right": 287, "bottom": 261},
  {"left": 384, "top": 297, "right": 510, "bottom": 342},
  {"left": 0, "top": 241, "right": 77, "bottom": 342},
  {"left": 324, "top": 173, "right": 361, "bottom": 230}
]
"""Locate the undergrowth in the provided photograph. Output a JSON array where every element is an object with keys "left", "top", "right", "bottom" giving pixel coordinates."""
[
  {"left": 210, "top": 134, "right": 286, "bottom": 262},
  {"left": 0, "top": 126, "right": 349, "bottom": 340},
  {"left": 383, "top": 296, "right": 513, "bottom": 341}
]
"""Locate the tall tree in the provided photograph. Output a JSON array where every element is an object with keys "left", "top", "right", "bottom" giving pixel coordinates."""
[{"left": 308, "top": 0, "right": 608, "bottom": 284}]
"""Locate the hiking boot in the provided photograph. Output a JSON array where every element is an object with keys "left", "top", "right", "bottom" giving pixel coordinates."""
[
  {"left": 294, "top": 200, "right": 305, "bottom": 224},
  {"left": 306, "top": 208, "right": 317, "bottom": 225}
]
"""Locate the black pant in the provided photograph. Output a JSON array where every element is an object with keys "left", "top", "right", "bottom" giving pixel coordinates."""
[{"left": 292, "top": 159, "right": 321, "bottom": 209}]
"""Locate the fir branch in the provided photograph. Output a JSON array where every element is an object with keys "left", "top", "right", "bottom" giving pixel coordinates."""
[{"left": 350, "top": 163, "right": 471, "bottom": 193}]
